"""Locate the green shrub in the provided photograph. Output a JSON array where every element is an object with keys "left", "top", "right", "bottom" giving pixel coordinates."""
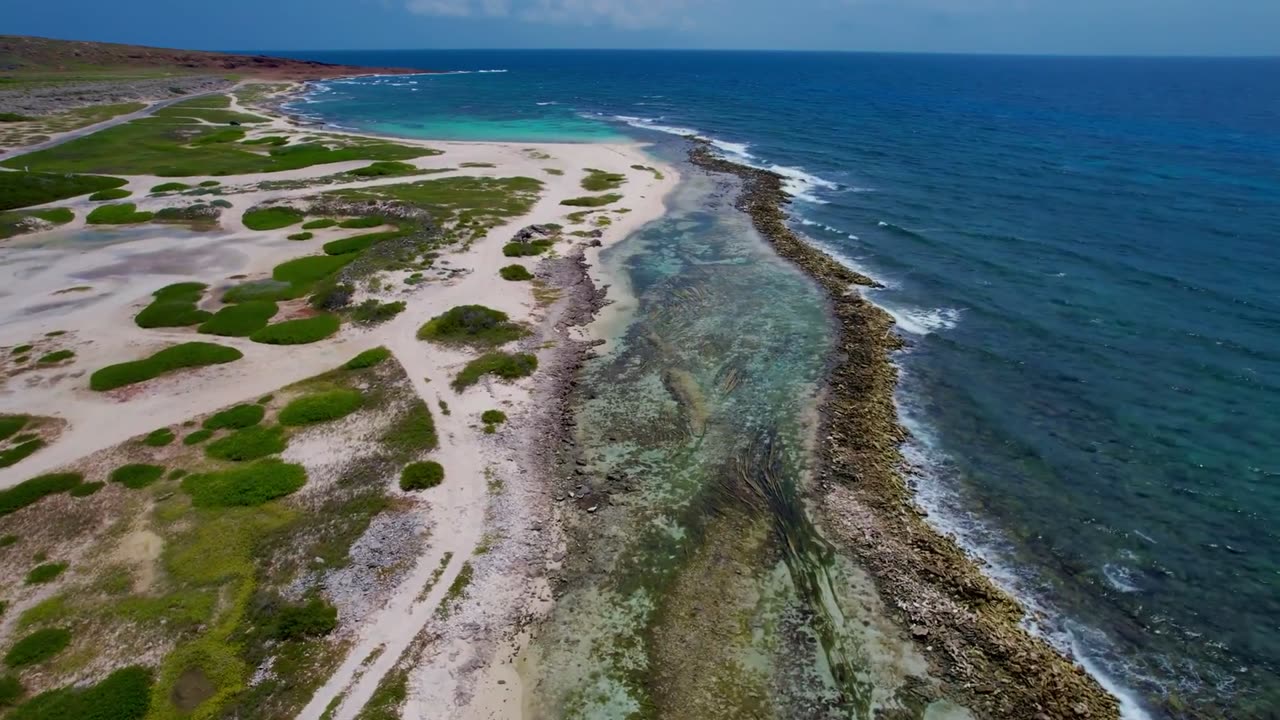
[
  {"left": 273, "top": 254, "right": 353, "bottom": 286},
  {"left": 351, "top": 299, "right": 405, "bottom": 325},
  {"left": 4, "top": 665, "right": 151, "bottom": 719},
  {"left": 37, "top": 350, "right": 74, "bottom": 364},
  {"left": 481, "top": 410, "right": 507, "bottom": 425},
  {"left": 69, "top": 482, "right": 104, "bottom": 498},
  {"left": 499, "top": 264, "right": 534, "bottom": 281},
  {"left": 279, "top": 389, "right": 363, "bottom": 426},
  {"left": 150, "top": 182, "right": 189, "bottom": 193},
  {"left": 25, "top": 563, "right": 67, "bottom": 584},
  {"left": 0, "top": 474, "right": 82, "bottom": 517},
  {"left": 88, "top": 188, "right": 131, "bottom": 202},
  {"left": 501, "top": 240, "right": 552, "bottom": 257},
  {"left": 242, "top": 206, "right": 304, "bottom": 231},
  {"left": 0, "top": 439, "right": 45, "bottom": 469},
  {"left": 192, "top": 128, "right": 245, "bottom": 145},
  {"left": 0, "top": 171, "right": 125, "bottom": 212},
  {"left": 135, "top": 282, "right": 209, "bottom": 329},
  {"left": 348, "top": 161, "right": 416, "bottom": 177},
  {"left": 90, "top": 342, "right": 242, "bottom": 391},
  {"left": 0, "top": 534, "right": 18, "bottom": 547},
  {"left": 381, "top": 403, "right": 438, "bottom": 455},
  {"left": 142, "top": 428, "right": 175, "bottom": 446},
  {"left": 242, "top": 135, "right": 288, "bottom": 146},
  {"left": 197, "top": 301, "right": 278, "bottom": 336},
  {"left": 0, "top": 674, "right": 21, "bottom": 706},
  {"left": 322, "top": 230, "right": 401, "bottom": 256},
  {"left": 182, "top": 429, "right": 214, "bottom": 446},
  {"left": 205, "top": 425, "right": 286, "bottom": 462},
  {"left": 86, "top": 203, "right": 153, "bottom": 224},
  {"left": 199, "top": 180, "right": 221, "bottom": 187},
  {"left": 581, "top": 169, "right": 626, "bottom": 192},
  {"left": 270, "top": 599, "right": 338, "bottom": 640},
  {"left": 4, "top": 628, "right": 71, "bottom": 667},
  {"left": 560, "top": 193, "right": 622, "bottom": 207},
  {"left": 10, "top": 346, "right": 32, "bottom": 355},
  {"left": 110, "top": 464, "right": 164, "bottom": 490},
  {"left": 251, "top": 315, "right": 341, "bottom": 345},
  {"left": 203, "top": 404, "right": 265, "bottom": 430},
  {"left": 301, "top": 218, "right": 337, "bottom": 230},
  {"left": 345, "top": 347, "right": 391, "bottom": 369},
  {"left": 287, "top": 231, "right": 313, "bottom": 241},
  {"left": 222, "top": 279, "right": 301, "bottom": 304},
  {"left": 417, "top": 305, "right": 526, "bottom": 347},
  {"left": 400, "top": 461, "right": 444, "bottom": 491},
  {"left": 452, "top": 352, "right": 538, "bottom": 391},
  {"left": 338, "top": 216, "right": 384, "bottom": 229},
  {"left": 308, "top": 280, "right": 354, "bottom": 311},
  {"left": 181, "top": 459, "right": 306, "bottom": 507},
  {"left": 0, "top": 415, "right": 28, "bottom": 441},
  {"left": 0, "top": 112, "right": 34, "bottom": 122}
]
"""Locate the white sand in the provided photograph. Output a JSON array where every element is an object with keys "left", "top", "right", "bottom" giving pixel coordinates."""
[{"left": 0, "top": 90, "right": 678, "bottom": 720}]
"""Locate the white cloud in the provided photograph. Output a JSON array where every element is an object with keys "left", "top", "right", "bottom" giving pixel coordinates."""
[{"left": 406, "top": 0, "right": 696, "bottom": 29}]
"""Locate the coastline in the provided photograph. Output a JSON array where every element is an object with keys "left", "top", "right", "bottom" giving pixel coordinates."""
[{"left": 685, "top": 139, "right": 1122, "bottom": 720}]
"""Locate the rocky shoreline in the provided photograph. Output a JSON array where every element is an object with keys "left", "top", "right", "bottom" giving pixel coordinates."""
[{"left": 687, "top": 140, "right": 1122, "bottom": 720}]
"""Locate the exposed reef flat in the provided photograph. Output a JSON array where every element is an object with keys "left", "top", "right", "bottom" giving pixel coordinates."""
[{"left": 687, "top": 139, "right": 1121, "bottom": 720}]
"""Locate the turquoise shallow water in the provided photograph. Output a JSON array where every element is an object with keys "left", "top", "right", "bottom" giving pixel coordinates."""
[{"left": 285, "top": 50, "right": 1280, "bottom": 718}]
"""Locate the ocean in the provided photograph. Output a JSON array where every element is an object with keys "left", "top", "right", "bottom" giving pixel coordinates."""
[{"left": 275, "top": 49, "right": 1280, "bottom": 718}]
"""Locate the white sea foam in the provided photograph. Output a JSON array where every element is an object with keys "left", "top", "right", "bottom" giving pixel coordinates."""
[
  {"left": 880, "top": 305, "right": 961, "bottom": 336},
  {"left": 536, "top": 101, "right": 557, "bottom": 106},
  {"left": 709, "top": 139, "right": 754, "bottom": 160},
  {"left": 1103, "top": 563, "right": 1142, "bottom": 593},
  {"left": 799, "top": 218, "right": 859, "bottom": 240}
]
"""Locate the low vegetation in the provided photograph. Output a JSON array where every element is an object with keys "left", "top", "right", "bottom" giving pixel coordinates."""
[
  {"left": 90, "top": 342, "right": 243, "bottom": 391},
  {"left": 345, "top": 347, "right": 391, "bottom": 370},
  {"left": 88, "top": 188, "right": 131, "bottom": 201},
  {"left": 181, "top": 459, "right": 307, "bottom": 507},
  {"left": 301, "top": 218, "right": 337, "bottom": 230},
  {"left": 287, "top": 231, "right": 313, "bottom": 241},
  {"left": 0, "top": 171, "right": 126, "bottom": 212},
  {"left": 25, "top": 562, "right": 68, "bottom": 585},
  {"left": 560, "top": 193, "right": 622, "bottom": 208},
  {"left": 338, "top": 216, "right": 384, "bottom": 229},
  {"left": 581, "top": 168, "right": 626, "bottom": 191},
  {"left": 2, "top": 665, "right": 152, "bottom": 719},
  {"left": 0, "top": 416, "right": 29, "bottom": 442},
  {"left": 143, "top": 428, "right": 175, "bottom": 447},
  {"left": 0, "top": 440, "right": 47, "bottom": 470},
  {"left": 86, "top": 202, "right": 153, "bottom": 225},
  {"left": 243, "top": 206, "right": 304, "bottom": 231},
  {"left": 499, "top": 264, "right": 534, "bottom": 281},
  {"left": 150, "top": 182, "right": 189, "bottom": 193},
  {"left": 135, "top": 282, "right": 210, "bottom": 328},
  {"left": 37, "top": 350, "right": 74, "bottom": 364},
  {"left": 632, "top": 164, "right": 665, "bottom": 180},
  {"left": 182, "top": 429, "right": 214, "bottom": 445},
  {"left": 481, "top": 409, "right": 507, "bottom": 434},
  {"left": 351, "top": 300, "right": 405, "bottom": 325},
  {"left": 110, "top": 463, "right": 165, "bottom": 489},
  {"left": 250, "top": 315, "right": 341, "bottom": 345},
  {"left": 323, "top": 230, "right": 401, "bottom": 256},
  {"left": 0, "top": 207, "right": 74, "bottom": 240},
  {"left": 203, "top": 404, "right": 265, "bottom": 430},
  {"left": 399, "top": 461, "right": 444, "bottom": 491},
  {"left": 501, "top": 240, "right": 552, "bottom": 257},
  {"left": 452, "top": 352, "right": 538, "bottom": 390},
  {"left": 4, "top": 628, "right": 71, "bottom": 668},
  {"left": 279, "top": 389, "right": 363, "bottom": 426},
  {"left": 0, "top": 473, "right": 82, "bottom": 517},
  {"left": 198, "top": 300, "right": 279, "bottom": 336},
  {"left": 205, "top": 425, "right": 287, "bottom": 462},
  {"left": 417, "top": 305, "right": 526, "bottom": 347},
  {"left": 348, "top": 161, "right": 417, "bottom": 177}
]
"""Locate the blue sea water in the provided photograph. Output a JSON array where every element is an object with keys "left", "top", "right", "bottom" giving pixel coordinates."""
[{"left": 277, "top": 49, "right": 1280, "bottom": 717}]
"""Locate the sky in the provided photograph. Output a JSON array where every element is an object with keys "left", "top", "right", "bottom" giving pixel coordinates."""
[{"left": 7, "top": 0, "right": 1280, "bottom": 56}]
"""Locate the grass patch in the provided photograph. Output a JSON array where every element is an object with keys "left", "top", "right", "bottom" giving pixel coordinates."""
[
  {"left": 560, "top": 193, "right": 622, "bottom": 208},
  {"left": 0, "top": 473, "right": 82, "bottom": 517},
  {"left": 499, "top": 264, "right": 534, "bottom": 281},
  {"left": 301, "top": 218, "right": 337, "bottom": 230},
  {"left": 153, "top": 107, "right": 268, "bottom": 124},
  {"left": 269, "top": 599, "right": 337, "bottom": 640},
  {"left": 110, "top": 464, "right": 165, "bottom": 489},
  {"left": 205, "top": 426, "right": 287, "bottom": 462},
  {"left": 203, "top": 404, "right": 265, "bottom": 430},
  {"left": 90, "top": 342, "right": 242, "bottom": 391},
  {"left": 25, "top": 562, "right": 67, "bottom": 584},
  {"left": 143, "top": 428, "right": 175, "bottom": 447},
  {"left": 251, "top": 315, "right": 341, "bottom": 345},
  {"left": 199, "top": 180, "right": 222, "bottom": 187},
  {"left": 322, "top": 230, "right": 401, "bottom": 256},
  {"left": 632, "top": 164, "right": 665, "bottom": 180},
  {"left": 452, "top": 352, "right": 538, "bottom": 391},
  {"left": 502, "top": 240, "right": 552, "bottom": 257},
  {"left": 287, "top": 231, "right": 313, "bottom": 241},
  {"left": 181, "top": 459, "right": 306, "bottom": 508},
  {"left": 88, "top": 188, "right": 131, "bottom": 201},
  {"left": 3, "top": 666, "right": 152, "bottom": 719},
  {"left": 581, "top": 168, "right": 626, "bottom": 191},
  {"left": 243, "top": 206, "right": 304, "bottom": 231},
  {"left": 198, "top": 301, "right": 278, "bottom": 337},
  {"left": 0, "top": 416, "right": 27, "bottom": 441},
  {"left": 135, "top": 282, "right": 210, "bottom": 328},
  {"left": 345, "top": 347, "right": 391, "bottom": 370},
  {"left": 325, "top": 176, "right": 542, "bottom": 245},
  {"left": 0, "top": 171, "right": 126, "bottom": 212},
  {"left": 36, "top": 349, "right": 73, "bottom": 364},
  {"left": 481, "top": 409, "right": 507, "bottom": 426},
  {"left": 338, "top": 216, "right": 385, "bottom": 229},
  {"left": 192, "top": 128, "right": 246, "bottom": 145},
  {"left": 348, "top": 161, "right": 417, "bottom": 177},
  {"left": 399, "top": 462, "right": 444, "bottom": 491},
  {"left": 0, "top": 208, "right": 74, "bottom": 239},
  {"left": 86, "top": 203, "right": 153, "bottom": 224},
  {"left": 0, "top": 674, "right": 20, "bottom": 705},
  {"left": 4, "top": 628, "right": 71, "bottom": 667},
  {"left": 544, "top": 168, "right": 564, "bottom": 176},
  {"left": 151, "top": 182, "right": 190, "bottom": 193},
  {"left": 279, "top": 389, "right": 363, "bottom": 426},
  {"left": 183, "top": 429, "right": 214, "bottom": 445},
  {"left": 351, "top": 300, "right": 405, "bottom": 326},
  {"left": 381, "top": 403, "right": 438, "bottom": 457},
  {"left": 243, "top": 135, "right": 288, "bottom": 146},
  {"left": 0, "top": 440, "right": 46, "bottom": 469},
  {"left": 69, "top": 481, "right": 104, "bottom": 497},
  {"left": 417, "top": 305, "right": 526, "bottom": 347},
  {"left": 274, "top": 254, "right": 354, "bottom": 287}
]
